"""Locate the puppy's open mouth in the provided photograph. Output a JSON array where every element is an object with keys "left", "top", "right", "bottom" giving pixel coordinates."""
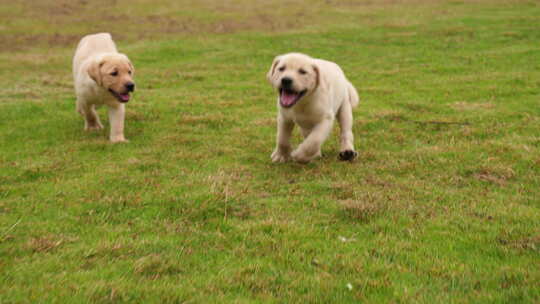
[
  {"left": 279, "top": 88, "right": 307, "bottom": 108},
  {"left": 109, "top": 89, "right": 130, "bottom": 103}
]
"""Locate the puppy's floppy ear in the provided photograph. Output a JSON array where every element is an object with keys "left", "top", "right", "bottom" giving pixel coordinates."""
[
  {"left": 88, "top": 59, "right": 105, "bottom": 86},
  {"left": 266, "top": 55, "right": 281, "bottom": 82},
  {"left": 312, "top": 63, "right": 326, "bottom": 91},
  {"left": 313, "top": 64, "right": 320, "bottom": 88},
  {"left": 128, "top": 60, "right": 135, "bottom": 75}
]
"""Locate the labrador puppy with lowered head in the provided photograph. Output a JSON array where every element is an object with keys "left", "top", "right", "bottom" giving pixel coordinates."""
[
  {"left": 267, "top": 53, "right": 359, "bottom": 163},
  {"left": 73, "top": 33, "right": 135, "bottom": 143}
]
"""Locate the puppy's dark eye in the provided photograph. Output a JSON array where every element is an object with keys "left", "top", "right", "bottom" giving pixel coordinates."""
[
  {"left": 110, "top": 71, "right": 118, "bottom": 76},
  {"left": 128, "top": 70, "right": 132, "bottom": 75},
  {"left": 299, "top": 69, "right": 307, "bottom": 75},
  {"left": 278, "top": 66, "right": 286, "bottom": 72}
]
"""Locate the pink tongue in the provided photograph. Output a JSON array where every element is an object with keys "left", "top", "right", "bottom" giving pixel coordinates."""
[
  {"left": 120, "top": 94, "right": 130, "bottom": 102},
  {"left": 280, "top": 91, "right": 298, "bottom": 106}
]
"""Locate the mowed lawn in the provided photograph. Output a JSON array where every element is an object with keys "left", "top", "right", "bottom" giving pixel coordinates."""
[{"left": 1, "top": 0, "right": 540, "bottom": 302}]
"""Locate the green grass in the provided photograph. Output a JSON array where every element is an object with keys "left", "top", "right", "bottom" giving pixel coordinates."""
[{"left": 1, "top": 0, "right": 540, "bottom": 302}]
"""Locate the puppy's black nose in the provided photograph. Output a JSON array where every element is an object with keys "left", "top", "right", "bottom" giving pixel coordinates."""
[
  {"left": 281, "top": 77, "right": 293, "bottom": 88},
  {"left": 125, "top": 82, "right": 135, "bottom": 92}
]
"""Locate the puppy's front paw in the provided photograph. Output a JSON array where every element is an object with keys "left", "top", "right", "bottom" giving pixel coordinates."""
[
  {"left": 85, "top": 123, "right": 104, "bottom": 131},
  {"left": 291, "top": 149, "right": 313, "bottom": 164},
  {"left": 339, "top": 150, "right": 357, "bottom": 161},
  {"left": 271, "top": 149, "right": 290, "bottom": 163},
  {"left": 110, "top": 137, "right": 129, "bottom": 143}
]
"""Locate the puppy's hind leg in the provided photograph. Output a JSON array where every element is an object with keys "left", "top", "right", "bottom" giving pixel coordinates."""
[
  {"left": 78, "top": 100, "right": 103, "bottom": 131},
  {"left": 337, "top": 101, "right": 357, "bottom": 161}
]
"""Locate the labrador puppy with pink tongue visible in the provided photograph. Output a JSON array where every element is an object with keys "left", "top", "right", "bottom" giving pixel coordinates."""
[
  {"left": 73, "top": 33, "right": 135, "bottom": 143},
  {"left": 267, "top": 53, "right": 360, "bottom": 163}
]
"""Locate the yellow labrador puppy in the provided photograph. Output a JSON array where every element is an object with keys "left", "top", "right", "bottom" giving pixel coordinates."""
[
  {"left": 73, "top": 33, "right": 135, "bottom": 143},
  {"left": 267, "top": 53, "right": 359, "bottom": 163}
]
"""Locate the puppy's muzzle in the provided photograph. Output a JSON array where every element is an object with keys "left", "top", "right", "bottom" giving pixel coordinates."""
[
  {"left": 281, "top": 77, "right": 293, "bottom": 89},
  {"left": 278, "top": 77, "right": 306, "bottom": 108},
  {"left": 125, "top": 82, "right": 135, "bottom": 92}
]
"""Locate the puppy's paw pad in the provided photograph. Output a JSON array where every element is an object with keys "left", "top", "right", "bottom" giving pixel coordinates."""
[{"left": 339, "top": 150, "right": 357, "bottom": 161}]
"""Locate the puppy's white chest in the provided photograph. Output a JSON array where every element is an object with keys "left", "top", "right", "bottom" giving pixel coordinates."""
[
  {"left": 290, "top": 105, "right": 332, "bottom": 127},
  {"left": 293, "top": 113, "right": 317, "bottom": 129}
]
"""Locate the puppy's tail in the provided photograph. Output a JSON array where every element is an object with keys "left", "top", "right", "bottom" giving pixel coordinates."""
[{"left": 347, "top": 81, "right": 359, "bottom": 108}]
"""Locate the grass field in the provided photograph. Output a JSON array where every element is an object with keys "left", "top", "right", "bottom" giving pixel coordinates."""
[{"left": 1, "top": 0, "right": 540, "bottom": 302}]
